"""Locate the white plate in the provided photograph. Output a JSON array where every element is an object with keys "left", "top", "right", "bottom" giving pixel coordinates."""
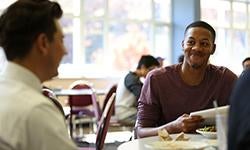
[
  {"left": 196, "top": 129, "right": 217, "bottom": 139},
  {"left": 145, "top": 141, "right": 209, "bottom": 150}
]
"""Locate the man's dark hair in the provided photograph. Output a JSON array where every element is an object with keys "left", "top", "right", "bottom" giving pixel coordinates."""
[
  {"left": 136, "top": 55, "right": 160, "bottom": 69},
  {"left": 0, "top": 0, "right": 63, "bottom": 60},
  {"left": 184, "top": 20, "right": 216, "bottom": 42},
  {"left": 242, "top": 57, "right": 250, "bottom": 66}
]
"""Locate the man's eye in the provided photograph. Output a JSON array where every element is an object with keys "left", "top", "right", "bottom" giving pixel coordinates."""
[
  {"left": 201, "top": 42, "right": 209, "bottom": 47},
  {"left": 187, "top": 41, "right": 194, "bottom": 45}
]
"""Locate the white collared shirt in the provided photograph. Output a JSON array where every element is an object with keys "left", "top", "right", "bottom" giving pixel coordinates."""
[{"left": 0, "top": 62, "right": 77, "bottom": 150}]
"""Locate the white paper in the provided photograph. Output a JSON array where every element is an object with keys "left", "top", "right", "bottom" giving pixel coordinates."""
[{"left": 190, "top": 105, "right": 229, "bottom": 125}]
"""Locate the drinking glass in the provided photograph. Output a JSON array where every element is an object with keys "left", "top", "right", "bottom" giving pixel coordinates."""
[{"left": 216, "top": 113, "right": 228, "bottom": 150}]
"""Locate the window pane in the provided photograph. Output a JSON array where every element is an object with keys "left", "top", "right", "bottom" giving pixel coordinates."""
[
  {"left": 155, "top": 26, "right": 170, "bottom": 64},
  {"left": 109, "top": 0, "right": 151, "bottom": 20},
  {"left": 201, "top": 0, "right": 231, "bottom": 27},
  {"left": 56, "top": 0, "right": 79, "bottom": 15},
  {"left": 210, "top": 28, "right": 231, "bottom": 68},
  {"left": 60, "top": 17, "right": 73, "bottom": 64},
  {"left": 84, "top": 0, "right": 105, "bottom": 18},
  {"left": 233, "top": 2, "right": 247, "bottom": 29},
  {"left": 84, "top": 21, "right": 104, "bottom": 64},
  {"left": 108, "top": 22, "right": 152, "bottom": 71},
  {"left": 232, "top": 30, "right": 248, "bottom": 54},
  {"left": 154, "top": 0, "right": 171, "bottom": 23}
]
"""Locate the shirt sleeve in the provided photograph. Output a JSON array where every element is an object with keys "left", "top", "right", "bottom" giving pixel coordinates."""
[
  {"left": 124, "top": 73, "right": 143, "bottom": 99},
  {"left": 136, "top": 72, "right": 162, "bottom": 127},
  {"left": 26, "top": 103, "right": 77, "bottom": 150}
]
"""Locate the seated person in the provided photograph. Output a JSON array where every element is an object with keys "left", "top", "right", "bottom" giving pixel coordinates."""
[
  {"left": 242, "top": 57, "right": 250, "bottom": 71},
  {"left": 136, "top": 21, "right": 238, "bottom": 138},
  {"left": 115, "top": 55, "right": 160, "bottom": 125},
  {"left": 228, "top": 69, "right": 250, "bottom": 150},
  {"left": 156, "top": 56, "right": 165, "bottom": 67}
]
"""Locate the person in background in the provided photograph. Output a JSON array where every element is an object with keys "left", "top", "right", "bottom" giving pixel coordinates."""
[
  {"left": 178, "top": 54, "right": 184, "bottom": 63},
  {"left": 0, "top": 0, "right": 77, "bottom": 149},
  {"left": 136, "top": 21, "right": 238, "bottom": 138},
  {"left": 156, "top": 56, "right": 165, "bottom": 67},
  {"left": 115, "top": 55, "right": 160, "bottom": 125},
  {"left": 242, "top": 57, "right": 250, "bottom": 71},
  {"left": 228, "top": 68, "right": 250, "bottom": 150}
]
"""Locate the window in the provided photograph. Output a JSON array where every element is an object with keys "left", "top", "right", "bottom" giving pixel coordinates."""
[
  {"left": 0, "top": 0, "right": 171, "bottom": 77},
  {"left": 56, "top": 0, "right": 171, "bottom": 78},
  {"left": 201, "top": 0, "right": 250, "bottom": 75}
]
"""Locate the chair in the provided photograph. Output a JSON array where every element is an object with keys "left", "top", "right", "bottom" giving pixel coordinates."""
[
  {"left": 42, "top": 87, "right": 65, "bottom": 117},
  {"left": 102, "top": 84, "right": 134, "bottom": 131},
  {"left": 78, "top": 93, "right": 116, "bottom": 150},
  {"left": 102, "top": 84, "right": 117, "bottom": 116},
  {"left": 68, "top": 80, "right": 101, "bottom": 138}
]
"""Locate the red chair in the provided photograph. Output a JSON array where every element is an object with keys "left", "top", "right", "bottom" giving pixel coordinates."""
[
  {"left": 68, "top": 81, "right": 101, "bottom": 138},
  {"left": 78, "top": 93, "right": 116, "bottom": 150},
  {"left": 102, "top": 84, "right": 117, "bottom": 115}
]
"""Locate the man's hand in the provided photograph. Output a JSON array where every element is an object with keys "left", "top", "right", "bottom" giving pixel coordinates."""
[{"left": 172, "top": 114, "right": 204, "bottom": 133}]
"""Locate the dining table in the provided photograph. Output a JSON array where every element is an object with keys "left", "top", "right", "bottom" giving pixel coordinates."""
[
  {"left": 117, "top": 133, "right": 217, "bottom": 150},
  {"left": 53, "top": 88, "right": 107, "bottom": 96}
]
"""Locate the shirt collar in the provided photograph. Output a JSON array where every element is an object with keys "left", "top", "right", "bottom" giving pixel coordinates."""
[{"left": 1, "top": 62, "right": 42, "bottom": 92}]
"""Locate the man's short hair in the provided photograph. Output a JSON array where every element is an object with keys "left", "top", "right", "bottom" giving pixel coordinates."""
[
  {"left": 137, "top": 55, "right": 160, "bottom": 69},
  {"left": 0, "top": 0, "right": 63, "bottom": 60},
  {"left": 184, "top": 20, "right": 216, "bottom": 42}
]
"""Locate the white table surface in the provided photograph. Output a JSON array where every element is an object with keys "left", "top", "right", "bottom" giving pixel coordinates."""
[
  {"left": 118, "top": 133, "right": 217, "bottom": 150},
  {"left": 53, "top": 89, "right": 106, "bottom": 96}
]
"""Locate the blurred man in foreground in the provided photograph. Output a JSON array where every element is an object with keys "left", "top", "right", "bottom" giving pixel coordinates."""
[{"left": 0, "top": 0, "right": 77, "bottom": 149}]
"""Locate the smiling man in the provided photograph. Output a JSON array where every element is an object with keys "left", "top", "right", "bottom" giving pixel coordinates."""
[{"left": 136, "top": 21, "right": 238, "bottom": 138}]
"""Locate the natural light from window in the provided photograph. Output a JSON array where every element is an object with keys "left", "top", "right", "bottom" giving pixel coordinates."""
[
  {"left": 201, "top": 0, "right": 250, "bottom": 75},
  {"left": 56, "top": 0, "right": 171, "bottom": 78}
]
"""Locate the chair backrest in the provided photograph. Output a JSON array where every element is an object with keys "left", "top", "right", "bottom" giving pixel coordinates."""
[
  {"left": 68, "top": 80, "right": 101, "bottom": 120},
  {"left": 42, "top": 87, "right": 65, "bottom": 117},
  {"left": 102, "top": 84, "right": 117, "bottom": 115},
  {"left": 96, "top": 93, "right": 116, "bottom": 150},
  {"left": 69, "top": 83, "right": 93, "bottom": 106}
]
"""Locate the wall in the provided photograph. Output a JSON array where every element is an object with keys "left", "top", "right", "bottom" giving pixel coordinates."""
[{"left": 171, "top": 0, "right": 200, "bottom": 63}]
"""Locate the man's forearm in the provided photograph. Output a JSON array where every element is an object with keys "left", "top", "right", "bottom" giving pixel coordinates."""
[{"left": 136, "top": 121, "right": 181, "bottom": 138}]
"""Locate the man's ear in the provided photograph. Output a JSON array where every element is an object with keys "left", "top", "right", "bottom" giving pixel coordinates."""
[
  {"left": 181, "top": 40, "right": 184, "bottom": 49},
  {"left": 210, "top": 43, "right": 216, "bottom": 55},
  {"left": 35, "top": 33, "right": 50, "bottom": 56}
]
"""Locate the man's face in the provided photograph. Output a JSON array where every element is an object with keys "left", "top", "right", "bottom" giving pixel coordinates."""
[
  {"left": 47, "top": 20, "right": 67, "bottom": 77},
  {"left": 182, "top": 27, "right": 215, "bottom": 69},
  {"left": 243, "top": 60, "right": 250, "bottom": 70}
]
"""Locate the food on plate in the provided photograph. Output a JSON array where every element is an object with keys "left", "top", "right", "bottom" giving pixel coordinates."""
[
  {"left": 198, "top": 126, "right": 216, "bottom": 132},
  {"left": 158, "top": 129, "right": 190, "bottom": 141},
  {"left": 158, "top": 129, "right": 172, "bottom": 141},
  {"left": 174, "top": 132, "right": 190, "bottom": 141}
]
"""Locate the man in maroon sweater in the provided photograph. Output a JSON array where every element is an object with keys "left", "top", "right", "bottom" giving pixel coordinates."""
[{"left": 136, "top": 21, "right": 238, "bottom": 138}]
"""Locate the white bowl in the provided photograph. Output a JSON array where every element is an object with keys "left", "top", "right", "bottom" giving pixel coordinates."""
[{"left": 196, "top": 129, "right": 217, "bottom": 139}]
